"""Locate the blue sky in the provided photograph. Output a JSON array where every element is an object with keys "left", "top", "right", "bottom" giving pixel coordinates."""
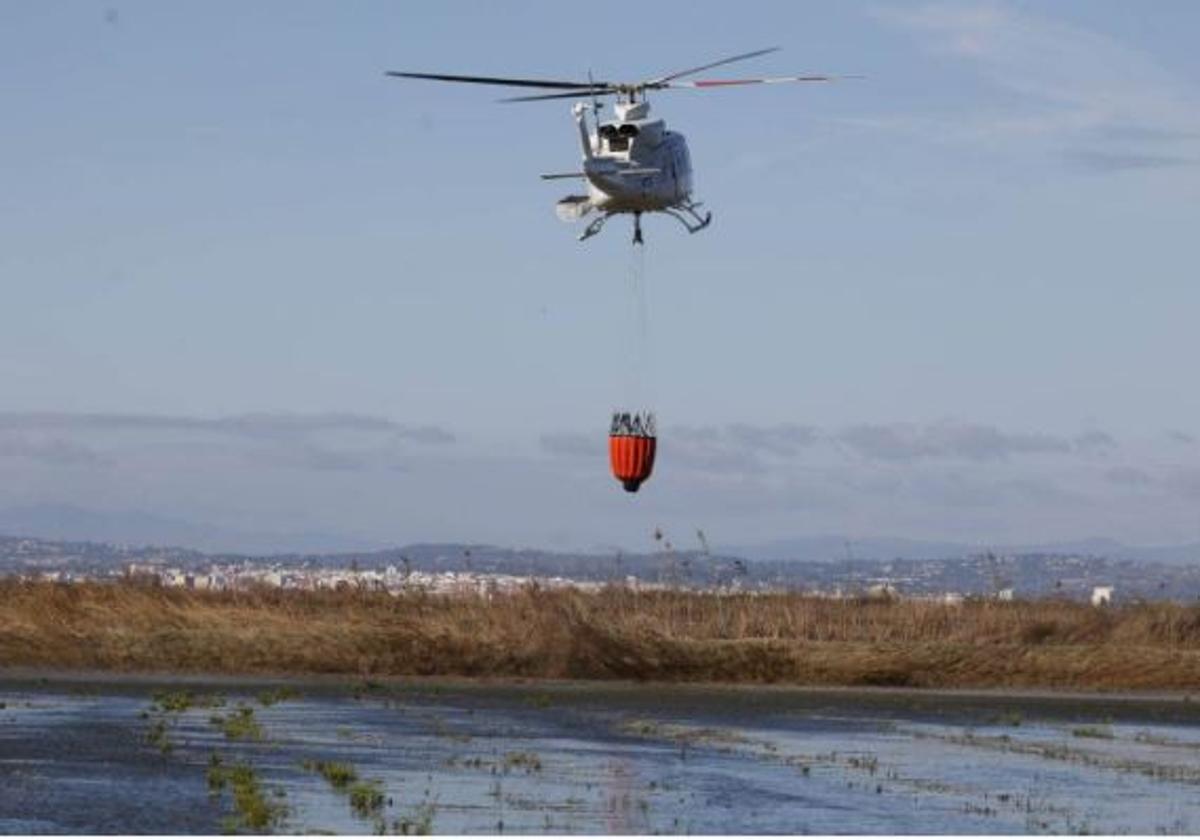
[{"left": 3, "top": 1, "right": 1200, "bottom": 553}]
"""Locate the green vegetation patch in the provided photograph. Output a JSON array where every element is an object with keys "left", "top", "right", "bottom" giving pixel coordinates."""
[
  {"left": 207, "top": 756, "right": 286, "bottom": 832},
  {"left": 619, "top": 718, "right": 749, "bottom": 747},
  {"left": 153, "top": 689, "right": 196, "bottom": 714},
  {"left": 207, "top": 753, "right": 227, "bottom": 794},
  {"left": 503, "top": 751, "right": 543, "bottom": 773},
  {"left": 302, "top": 757, "right": 387, "bottom": 823},
  {"left": 152, "top": 689, "right": 224, "bottom": 714},
  {"left": 991, "top": 710, "right": 1024, "bottom": 727},
  {"left": 348, "top": 780, "right": 386, "bottom": 819},
  {"left": 211, "top": 705, "right": 265, "bottom": 741},
  {"left": 525, "top": 692, "right": 554, "bottom": 709},
  {"left": 143, "top": 689, "right": 225, "bottom": 755},
  {"left": 256, "top": 687, "right": 301, "bottom": 707},
  {"left": 351, "top": 680, "right": 388, "bottom": 700},
  {"left": 145, "top": 718, "right": 173, "bottom": 754},
  {"left": 390, "top": 801, "right": 437, "bottom": 835},
  {"left": 301, "top": 759, "right": 359, "bottom": 791},
  {"left": 1072, "top": 725, "right": 1115, "bottom": 740}
]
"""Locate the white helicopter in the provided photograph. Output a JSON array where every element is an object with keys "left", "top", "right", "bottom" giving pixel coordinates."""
[{"left": 387, "top": 48, "right": 845, "bottom": 244}]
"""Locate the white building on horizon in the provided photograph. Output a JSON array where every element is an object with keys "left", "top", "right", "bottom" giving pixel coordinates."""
[{"left": 1091, "top": 585, "right": 1114, "bottom": 606}]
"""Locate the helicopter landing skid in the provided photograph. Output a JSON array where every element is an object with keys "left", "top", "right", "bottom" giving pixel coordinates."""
[
  {"left": 578, "top": 213, "right": 609, "bottom": 242},
  {"left": 578, "top": 211, "right": 642, "bottom": 244},
  {"left": 579, "top": 204, "right": 710, "bottom": 243},
  {"left": 664, "top": 200, "right": 712, "bottom": 235}
]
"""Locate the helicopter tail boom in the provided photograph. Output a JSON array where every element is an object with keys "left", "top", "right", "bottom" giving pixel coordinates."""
[{"left": 572, "top": 102, "right": 594, "bottom": 160}]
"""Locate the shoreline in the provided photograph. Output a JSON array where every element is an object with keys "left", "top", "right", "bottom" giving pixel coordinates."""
[{"left": 2, "top": 666, "right": 1198, "bottom": 709}]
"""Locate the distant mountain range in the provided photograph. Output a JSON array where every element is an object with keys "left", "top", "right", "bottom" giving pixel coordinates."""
[
  {"left": 723, "top": 535, "right": 1200, "bottom": 565},
  {"left": 0, "top": 504, "right": 384, "bottom": 555}
]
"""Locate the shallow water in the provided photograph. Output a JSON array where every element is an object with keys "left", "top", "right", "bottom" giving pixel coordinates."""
[{"left": 2, "top": 675, "right": 1200, "bottom": 834}]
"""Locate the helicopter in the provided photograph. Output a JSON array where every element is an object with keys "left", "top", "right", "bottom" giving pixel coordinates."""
[{"left": 386, "top": 48, "right": 847, "bottom": 244}]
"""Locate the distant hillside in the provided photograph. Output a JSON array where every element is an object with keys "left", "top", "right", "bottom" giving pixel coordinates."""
[
  {"left": 0, "top": 504, "right": 382, "bottom": 555},
  {"left": 726, "top": 535, "right": 1200, "bottom": 566}
]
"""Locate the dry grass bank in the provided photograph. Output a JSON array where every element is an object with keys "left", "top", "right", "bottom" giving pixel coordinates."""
[{"left": 4, "top": 580, "right": 1200, "bottom": 690}]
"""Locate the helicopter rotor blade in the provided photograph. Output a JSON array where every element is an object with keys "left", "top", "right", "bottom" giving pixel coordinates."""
[
  {"left": 385, "top": 71, "right": 609, "bottom": 90},
  {"left": 500, "top": 88, "right": 618, "bottom": 103},
  {"left": 387, "top": 53, "right": 858, "bottom": 103},
  {"left": 589, "top": 68, "right": 602, "bottom": 118},
  {"left": 661, "top": 74, "right": 857, "bottom": 89},
  {"left": 646, "top": 47, "right": 781, "bottom": 87}
]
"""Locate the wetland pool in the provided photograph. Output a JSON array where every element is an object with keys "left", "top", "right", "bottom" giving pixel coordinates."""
[{"left": 3, "top": 674, "right": 1200, "bottom": 834}]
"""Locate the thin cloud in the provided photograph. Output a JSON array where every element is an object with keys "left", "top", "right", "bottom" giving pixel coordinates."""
[
  {"left": 725, "top": 423, "right": 819, "bottom": 457},
  {"left": 539, "top": 433, "right": 599, "bottom": 458},
  {"left": 1073, "top": 430, "right": 1117, "bottom": 454},
  {"left": 666, "top": 423, "right": 820, "bottom": 478},
  {"left": 0, "top": 435, "right": 108, "bottom": 467},
  {"left": 0, "top": 411, "right": 451, "bottom": 475},
  {"left": 672, "top": 423, "right": 818, "bottom": 456},
  {"left": 1165, "top": 468, "right": 1200, "bottom": 500},
  {"left": 1104, "top": 466, "right": 1154, "bottom": 488},
  {"left": 249, "top": 444, "right": 412, "bottom": 474},
  {"left": 874, "top": 2, "right": 1200, "bottom": 169},
  {"left": 906, "top": 472, "right": 1078, "bottom": 509},
  {"left": 663, "top": 440, "right": 769, "bottom": 478},
  {"left": 835, "top": 422, "right": 1072, "bottom": 462},
  {"left": 1064, "top": 149, "right": 1197, "bottom": 173},
  {"left": 0, "top": 412, "right": 455, "bottom": 444},
  {"left": 546, "top": 420, "right": 1115, "bottom": 471}
]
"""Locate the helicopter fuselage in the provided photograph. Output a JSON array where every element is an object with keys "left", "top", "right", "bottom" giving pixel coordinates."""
[
  {"left": 578, "top": 101, "right": 693, "bottom": 213},
  {"left": 583, "top": 126, "right": 692, "bottom": 213},
  {"left": 553, "top": 99, "right": 712, "bottom": 241}
]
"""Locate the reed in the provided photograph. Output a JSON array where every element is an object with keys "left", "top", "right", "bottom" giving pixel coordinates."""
[{"left": 4, "top": 579, "right": 1200, "bottom": 690}]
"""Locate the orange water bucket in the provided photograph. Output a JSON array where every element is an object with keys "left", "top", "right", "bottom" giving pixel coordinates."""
[{"left": 609, "top": 411, "right": 656, "bottom": 493}]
